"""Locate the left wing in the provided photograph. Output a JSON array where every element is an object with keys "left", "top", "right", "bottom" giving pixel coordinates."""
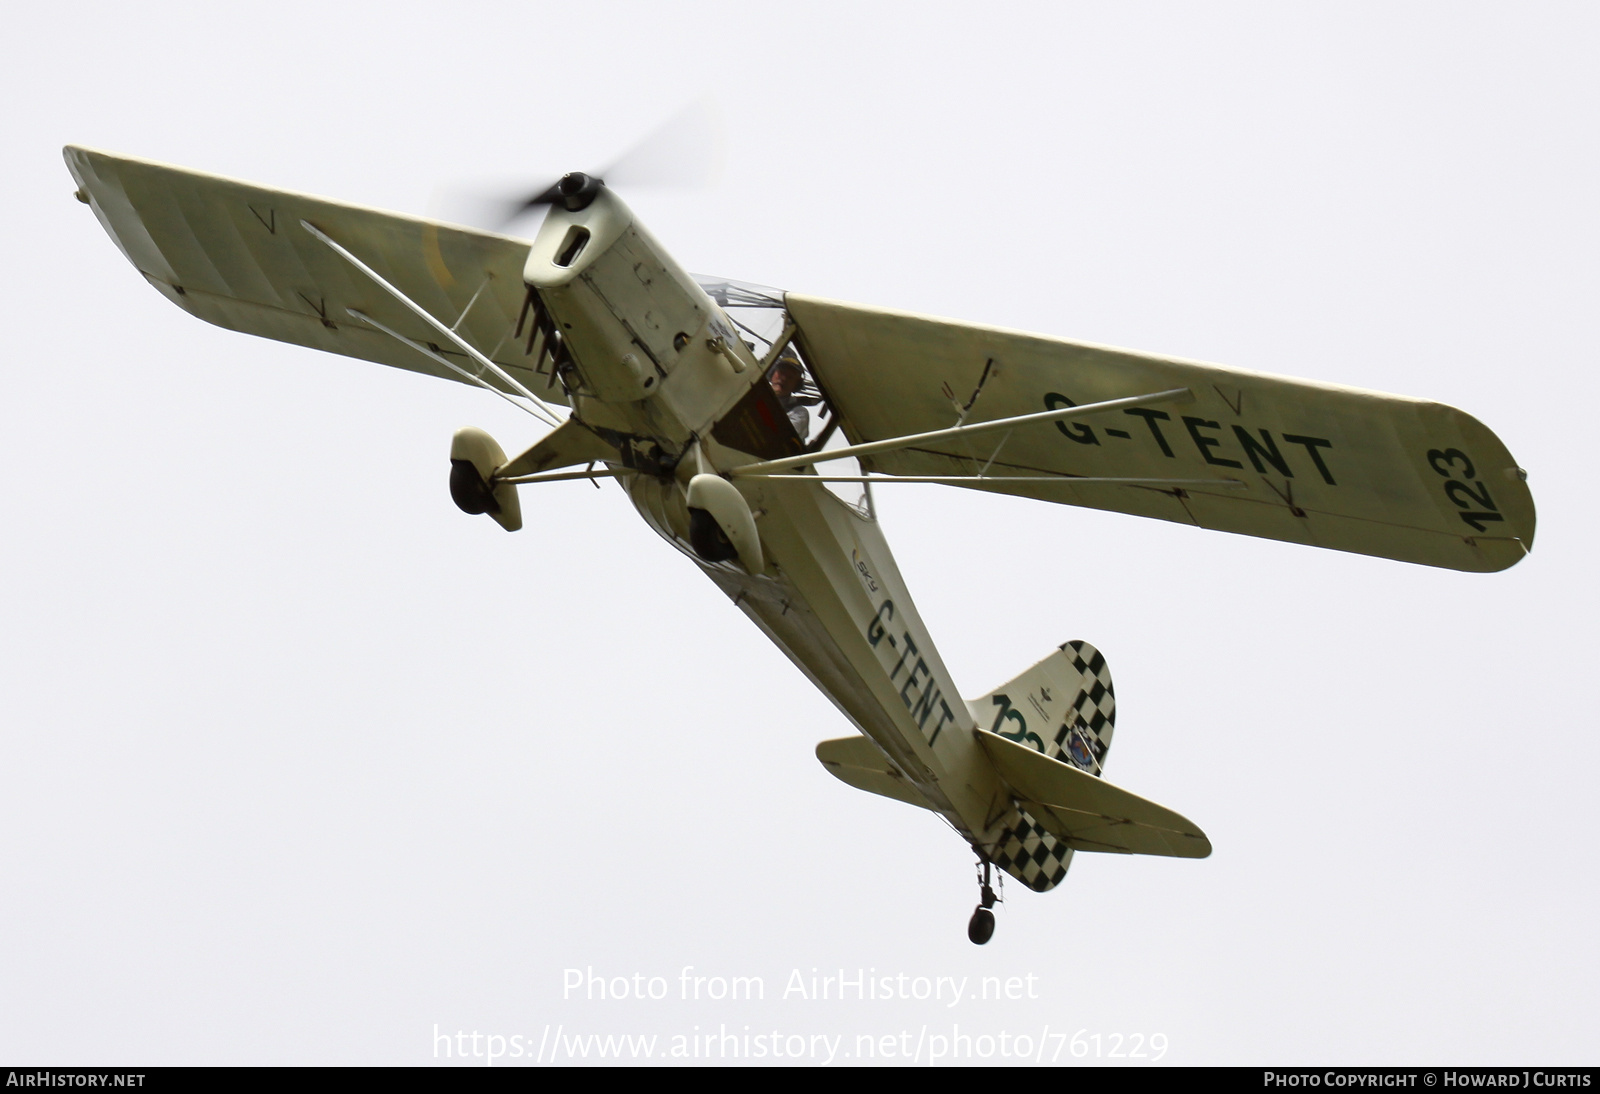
[
  {"left": 65, "top": 146, "right": 561, "bottom": 401},
  {"left": 790, "top": 294, "right": 1534, "bottom": 573}
]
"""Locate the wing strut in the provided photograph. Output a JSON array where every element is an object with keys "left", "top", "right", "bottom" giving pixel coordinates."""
[
  {"left": 738, "top": 474, "right": 1245, "bottom": 488},
  {"left": 730, "top": 387, "right": 1193, "bottom": 477},
  {"left": 496, "top": 466, "right": 637, "bottom": 486},
  {"left": 300, "top": 219, "right": 565, "bottom": 429},
  {"left": 346, "top": 308, "right": 555, "bottom": 427}
]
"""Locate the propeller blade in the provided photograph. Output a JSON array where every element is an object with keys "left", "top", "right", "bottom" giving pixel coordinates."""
[
  {"left": 435, "top": 99, "right": 725, "bottom": 231},
  {"left": 599, "top": 99, "right": 725, "bottom": 191}
]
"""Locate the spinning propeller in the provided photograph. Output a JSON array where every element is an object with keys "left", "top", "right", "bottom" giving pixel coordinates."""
[{"left": 441, "top": 100, "right": 725, "bottom": 230}]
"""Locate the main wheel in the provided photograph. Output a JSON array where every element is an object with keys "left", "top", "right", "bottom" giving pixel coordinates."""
[
  {"left": 688, "top": 507, "right": 738, "bottom": 563},
  {"left": 967, "top": 906, "right": 995, "bottom": 945},
  {"left": 449, "top": 459, "right": 499, "bottom": 515}
]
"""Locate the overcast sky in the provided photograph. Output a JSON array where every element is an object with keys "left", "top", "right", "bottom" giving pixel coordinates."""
[{"left": 3, "top": 1, "right": 1596, "bottom": 1066}]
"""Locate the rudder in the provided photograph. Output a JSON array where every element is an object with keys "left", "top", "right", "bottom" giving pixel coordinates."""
[
  {"left": 970, "top": 641, "right": 1118, "bottom": 892},
  {"left": 969, "top": 640, "right": 1116, "bottom": 776}
]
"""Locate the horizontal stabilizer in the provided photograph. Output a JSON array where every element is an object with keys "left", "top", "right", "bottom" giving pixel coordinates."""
[
  {"left": 816, "top": 736, "right": 935, "bottom": 811},
  {"left": 977, "top": 729, "right": 1211, "bottom": 858}
]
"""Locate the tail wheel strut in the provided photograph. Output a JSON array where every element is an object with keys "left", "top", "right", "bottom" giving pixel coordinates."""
[{"left": 967, "top": 859, "right": 1000, "bottom": 945}]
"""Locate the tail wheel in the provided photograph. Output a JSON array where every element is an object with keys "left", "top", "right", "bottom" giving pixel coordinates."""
[{"left": 967, "top": 907, "right": 995, "bottom": 945}]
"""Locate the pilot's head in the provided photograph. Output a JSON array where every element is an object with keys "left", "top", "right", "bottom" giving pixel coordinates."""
[{"left": 769, "top": 358, "right": 804, "bottom": 397}]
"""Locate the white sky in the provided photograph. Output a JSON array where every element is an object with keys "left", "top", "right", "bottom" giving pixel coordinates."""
[{"left": 2, "top": 1, "right": 1596, "bottom": 1066}]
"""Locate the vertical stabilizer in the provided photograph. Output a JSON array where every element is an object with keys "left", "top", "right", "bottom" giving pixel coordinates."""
[
  {"left": 968, "top": 641, "right": 1119, "bottom": 891},
  {"left": 968, "top": 641, "right": 1116, "bottom": 775}
]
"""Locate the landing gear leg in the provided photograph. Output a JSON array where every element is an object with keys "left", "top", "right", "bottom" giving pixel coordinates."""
[{"left": 967, "top": 859, "right": 1000, "bottom": 945}]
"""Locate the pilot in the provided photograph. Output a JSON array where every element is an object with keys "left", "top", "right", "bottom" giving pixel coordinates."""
[{"left": 768, "top": 356, "right": 810, "bottom": 439}]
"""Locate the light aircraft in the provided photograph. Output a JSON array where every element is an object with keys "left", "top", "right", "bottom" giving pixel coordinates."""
[{"left": 64, "top": 146, "right": 1536, "bottom": 944}]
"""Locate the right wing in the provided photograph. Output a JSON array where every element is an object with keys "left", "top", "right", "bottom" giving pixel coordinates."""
[
  {"left": 65, "top": 146, "right": 564, "bottom": 402},
  {"left": 790, "top": 294, "right": 1534, "bottom": 573}
]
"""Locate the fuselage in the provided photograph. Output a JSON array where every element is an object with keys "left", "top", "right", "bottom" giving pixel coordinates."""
[{"left": 523, "top": 187, "right": 1019, "bottom": 855}]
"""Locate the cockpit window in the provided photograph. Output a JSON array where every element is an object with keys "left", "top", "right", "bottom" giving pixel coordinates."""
[
  {"left": 697, "top": 274, "right": 867, "bottom": 516},
  {"left": 695, "top": 275, "right": 788, "bottom": 358}
]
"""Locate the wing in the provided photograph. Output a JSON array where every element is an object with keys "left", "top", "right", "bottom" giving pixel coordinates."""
[
  {"left": 64, "top": 146, "right": 563, "bottom": 402},
  {"left": 789, "top": 294, "right": 1534, "bottom": 573}
]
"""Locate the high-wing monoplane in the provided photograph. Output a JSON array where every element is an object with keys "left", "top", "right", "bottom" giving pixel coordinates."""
[{"left": 64, "top": 146, "right": 1535, "bottom": 944}]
